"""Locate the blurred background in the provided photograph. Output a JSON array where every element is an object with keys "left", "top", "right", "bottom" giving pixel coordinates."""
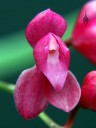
[{"left": 0, "top": 0, "right": 96, "bottom": 128}]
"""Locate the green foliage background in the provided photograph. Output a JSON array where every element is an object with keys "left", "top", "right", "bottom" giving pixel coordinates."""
[{"left": 0, "top": 0, "right": 96, "bottom": 127}]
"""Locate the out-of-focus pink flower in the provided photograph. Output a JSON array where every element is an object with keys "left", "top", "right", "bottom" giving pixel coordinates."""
[
  {"left": 80, "top": 71, "right": 96, "bottom": 111},
  {"left": 14, "top": 9, "right": 81, "bottom": 119},
  {"left": 72, "top": 0, "right": 96, "bottom": 65}
]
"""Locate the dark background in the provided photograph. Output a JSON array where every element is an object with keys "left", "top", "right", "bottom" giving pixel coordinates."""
[{"left": 0, "top": 0, "right": 96, "bottom": 128}]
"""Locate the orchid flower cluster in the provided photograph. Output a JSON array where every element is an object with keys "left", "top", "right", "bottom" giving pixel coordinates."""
[{"left": 13, "top": 0, "right": 96, "bottom": 126}]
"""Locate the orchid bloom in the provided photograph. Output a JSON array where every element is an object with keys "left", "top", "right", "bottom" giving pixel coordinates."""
[
  {"left": 72, "top": 0, "right": 96, "bottom": 65},
  {"left": 14, "top": 9, "right": 81, "bottom": 119}
]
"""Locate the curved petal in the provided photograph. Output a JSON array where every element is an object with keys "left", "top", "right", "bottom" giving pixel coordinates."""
[
  {"left": 25, "top": 9, "right": 67, "bottom": 48},
  {"left": 34, "top": 33, "right": 70, "bottom": 92},
  {"left": 45, "top": 71, "right": 81, "bottom": 112},
  {"left": 14, "top": 66, "right": 48, "bottom": 119}
]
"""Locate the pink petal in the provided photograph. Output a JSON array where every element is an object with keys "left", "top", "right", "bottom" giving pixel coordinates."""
[
  {"left": 14, "top": 66, "right": 48, "bottom": 119},
  {"left": 25, "top": 9, "right": 67, "bottom": 48},
  {"left": 45, "top": 71, "right": 81, "bottom": 112},
  {"left": 34, "top": 33, "right": 70, "bottom": 92}
]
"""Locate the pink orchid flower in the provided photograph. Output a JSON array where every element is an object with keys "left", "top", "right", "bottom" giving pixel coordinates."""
[
  {"left": 72, "top": 0, "right": 96, "bottom": 65},
  {"left": 14, "top": 9, "right": 81, "bottom": 119}
]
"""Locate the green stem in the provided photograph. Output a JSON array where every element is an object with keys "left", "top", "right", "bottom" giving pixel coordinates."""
[
  {"left": 39, "top": 112, "right": 62, "bottom": 128},
  {"left": 0, "top": 81, "right": 14, "bottom": 94},
  {"left": 0, "top": 81, "right": 61, "bottom": 128}
]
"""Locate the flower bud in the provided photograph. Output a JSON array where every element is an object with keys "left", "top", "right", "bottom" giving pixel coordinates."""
[
  {"left": 72, "top": 0, "right": 96, "bottom": 65},
  {"left": 80, "top": 71, "right": 96, "bottom": 111}
]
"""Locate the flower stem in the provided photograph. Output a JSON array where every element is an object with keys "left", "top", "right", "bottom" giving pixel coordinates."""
[
  {"left": 64, "top": 38, "right": 72, "bottom": 48},
  {"left": 39, "top": 112, "right": 62, "bottom": 128},
  {"left": 64, "top": 106, "right": 79, "bottom": 128},
  {"left": 0, "top": 81, "right": 14, "bottom": 94},
  {"left": 0, "top": 81, "right": 61, "bottom": 128}
]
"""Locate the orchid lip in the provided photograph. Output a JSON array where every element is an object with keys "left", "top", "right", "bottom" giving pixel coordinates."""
[{"left": 33, "top": 33, "right": 70, "bottom": 92}]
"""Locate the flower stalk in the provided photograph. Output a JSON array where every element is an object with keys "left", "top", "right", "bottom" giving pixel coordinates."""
[
  {"left": 0, "top": 81, "right": 14, "bottom": 94},
  {"left": 64, "top": 106, "right": 79, "bottom": 128},
  {"left": 39, "top": 112, "right": 62, "bottom": 128},
  {"left": 64, "top": 38, "right": 72, "bottom": 48}
]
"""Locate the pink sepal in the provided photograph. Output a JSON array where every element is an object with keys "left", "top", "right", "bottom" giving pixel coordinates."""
[
  {"left": 25, "top": 9, "right": 67, "bottom": 47},
  {"left": 14, "top": 66, "right": 48, "bottom": 119}
]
